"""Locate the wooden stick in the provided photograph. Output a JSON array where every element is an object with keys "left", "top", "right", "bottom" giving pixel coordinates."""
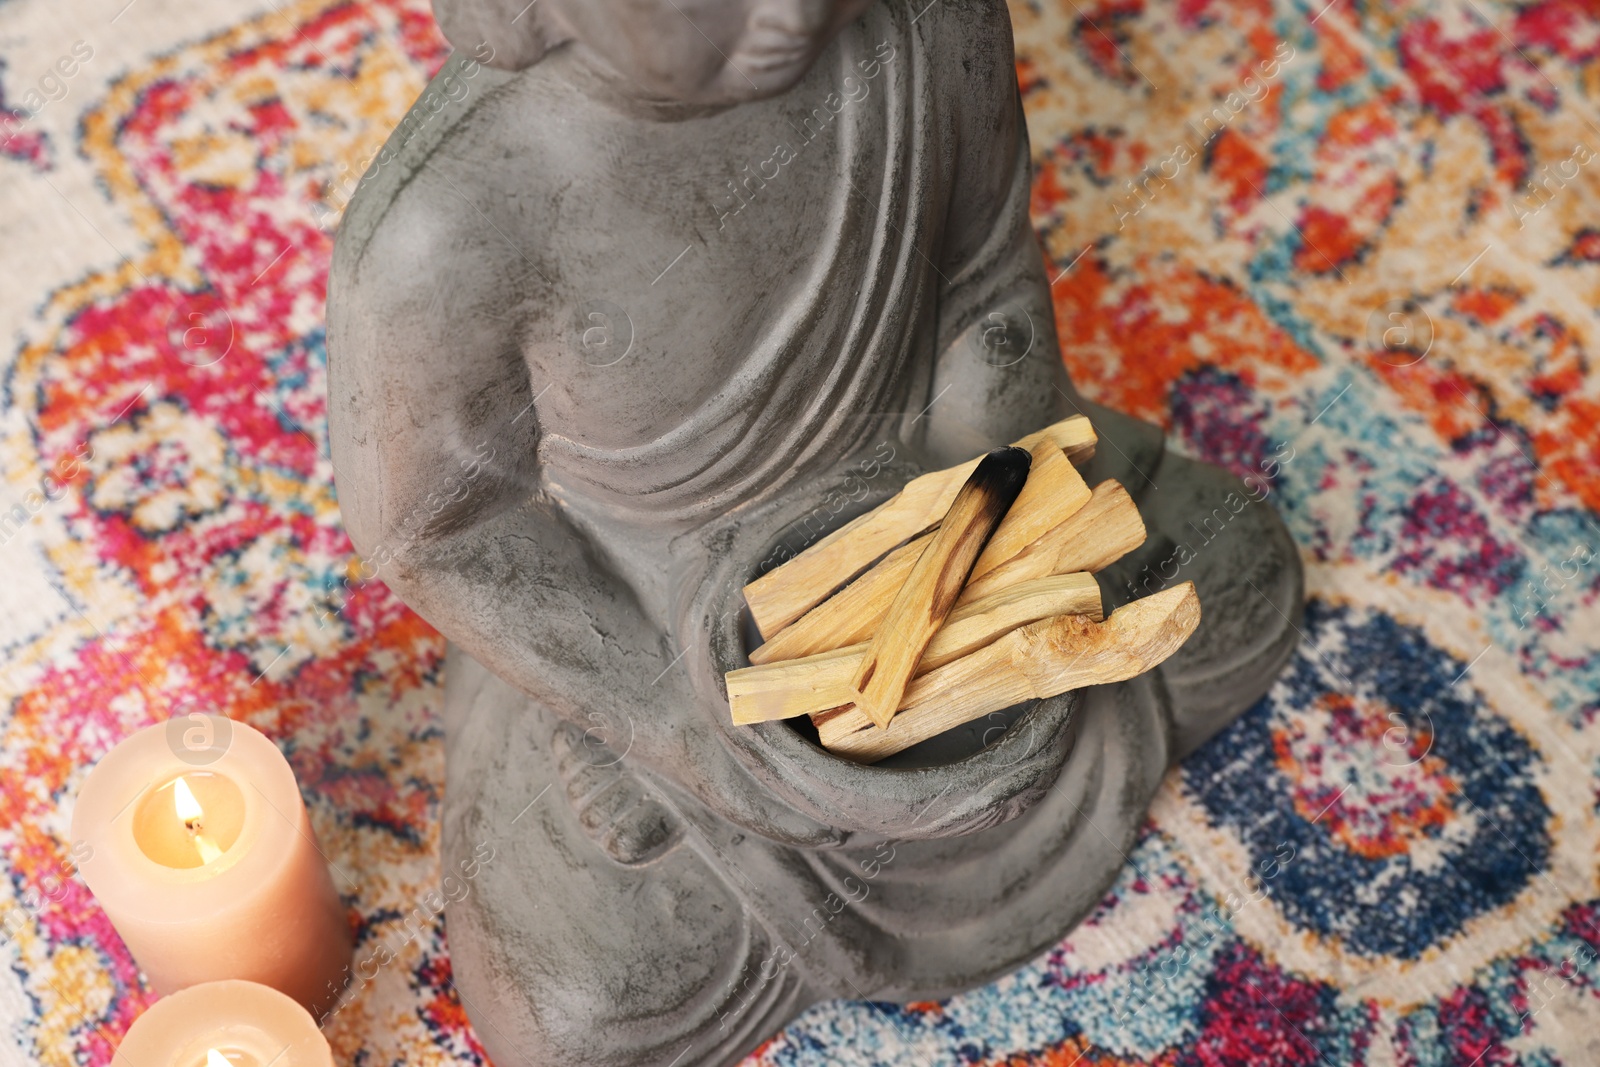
[
  {"left": 849, "top": 446, "right": 1032, "bottom": 728},
  {"left": 747, "top": 532, "right": 928, "bottom": 664},
  {"left": 960, "top": 480, "right": 1146, "bottom": 604},
  {"left": 743, "top": 415, "right": 1097, "bottom": 638},
  {"left": 815, "top": 582, "right": 1201, "bottom": 761},
  {"left": 969, "top": 442, "right": 1090, "bottom": 582},
  {"left": 727, "top": 574, "right": 1102, "bottom": 725},
  {"left": 747, "top": 474, "right": 1129, "bottom": 667}
]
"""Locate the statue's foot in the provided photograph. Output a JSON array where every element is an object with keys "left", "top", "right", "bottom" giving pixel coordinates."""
[
  {"left": 1072, "top": 400, "right": 1305, "bottom": 759},
  {"left": 553, "top": 722, "right": 682, "bottom": 865}
]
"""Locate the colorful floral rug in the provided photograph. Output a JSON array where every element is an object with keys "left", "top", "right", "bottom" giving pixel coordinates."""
[{"left": 3, "top": 0, "right": 1599, "bottom": 1063}]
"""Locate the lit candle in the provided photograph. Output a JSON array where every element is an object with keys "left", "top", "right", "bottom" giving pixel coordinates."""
[
  {"left": 72, "top": 716, "right": 352, "bottom": 1018},
  {"left": 113, "top": 979, "right": 333, "bottom": 1067}
]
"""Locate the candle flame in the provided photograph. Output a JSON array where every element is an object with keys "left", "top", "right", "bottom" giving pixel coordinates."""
[
  {"left": 173, "top": 777, "right": 223, "bottom": 864},
  {"left": 206, "top": 1051, "right": 230, "bottom": 1067},
  {"left": 174, "top": 776, "right": 205, "bottom": 826},
  {"left": 193, "top": 834, "right": 224, "bottom": 865}
]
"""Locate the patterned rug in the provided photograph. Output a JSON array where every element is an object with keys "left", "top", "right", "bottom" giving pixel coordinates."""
[{"left": 3, "top": 0, "right": 1599, "bottom": 1063}]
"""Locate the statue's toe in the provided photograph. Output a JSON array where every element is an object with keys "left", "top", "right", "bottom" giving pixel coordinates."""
[{"left": 552, "top": 723, "right": 681, "bottom": 865}]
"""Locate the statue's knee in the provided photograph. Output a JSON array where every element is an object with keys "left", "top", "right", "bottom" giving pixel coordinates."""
[{"left": 443, "top": 768, "right": 781, "bottom": 1066}]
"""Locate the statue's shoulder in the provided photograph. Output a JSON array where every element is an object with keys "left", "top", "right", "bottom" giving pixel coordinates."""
[
  {"left": 331, "top": 53, "right": 530, "bottom": 290},
  {"left": 914, "top": 0, "right": 1017, "bottom": 86}
]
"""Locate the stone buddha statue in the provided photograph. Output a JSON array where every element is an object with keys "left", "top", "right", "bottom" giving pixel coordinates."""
[{"left": 325, "top": 0, "right": 1303, "bottom": 1062}]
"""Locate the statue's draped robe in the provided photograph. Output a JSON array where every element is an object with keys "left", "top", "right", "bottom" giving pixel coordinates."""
[{"left": 516, "top": 2, "right": 1045, "bottom": 531}]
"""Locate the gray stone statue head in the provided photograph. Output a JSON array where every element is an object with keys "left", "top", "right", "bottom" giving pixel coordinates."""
[{"left": 433, "top": 0, "right": 875, "bottom": 104}]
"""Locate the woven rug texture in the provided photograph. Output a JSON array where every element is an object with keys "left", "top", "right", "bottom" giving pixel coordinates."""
[{"left": 2, "top": 0, "right": 1599, "bottom": 1063}]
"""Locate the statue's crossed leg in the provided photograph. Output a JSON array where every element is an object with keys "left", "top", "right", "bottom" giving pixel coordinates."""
[{"left": 439, "top": 643, "right": 1181, "bottom": 1067}]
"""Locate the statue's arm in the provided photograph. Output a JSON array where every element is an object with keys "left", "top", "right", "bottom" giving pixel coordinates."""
[
  {"left": 326, "top": 191, "right": 680, "bottom": 733},
  {"left": 921, "top": 0, "right": 1076, "bottom": 464}
]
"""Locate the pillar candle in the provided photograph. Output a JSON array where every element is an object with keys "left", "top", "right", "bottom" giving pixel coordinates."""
[
  {"left": 72, "top": 716, "right": 352, "bottom": 1018},
  {"left": 113, "top": 979, "right": 333, "bottom": 1067}
]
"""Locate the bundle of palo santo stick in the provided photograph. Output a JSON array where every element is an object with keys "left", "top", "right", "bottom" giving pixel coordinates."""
[{"left": 727, "top": 416, "right": 1201, "bottom": 763}]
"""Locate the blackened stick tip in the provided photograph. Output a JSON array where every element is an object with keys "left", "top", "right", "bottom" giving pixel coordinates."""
[{"left": 971, "top": 445, "right": 1033, "bottom": 506}]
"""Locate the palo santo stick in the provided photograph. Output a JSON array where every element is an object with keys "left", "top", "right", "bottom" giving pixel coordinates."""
[
  {"left": 960, "top": 480, "right": 1146, "bottom": 604},
  {"left": 748, "top": 472, "right": 1121, "bottom": 667},
  {"left": 969, "top": 443, "right": 1090, "bottom": 582},
  {"left": 727, "top": 573, "right": 1102, "bottom": 725},
  {"left": 815, "top": 582, "right": 1201, "bottom": 762},
  {"left": 850, "top": 446, "right": 1032, "bottom": 729},
  {"left": 743, "top": 415, "right": 1096, "bottom": 638},
  {"left": 748, "top": 532, "right": 929, "bottom": 664}
]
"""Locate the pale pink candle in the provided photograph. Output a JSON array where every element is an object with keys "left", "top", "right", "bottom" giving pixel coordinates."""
[
  {"left": 72, "top": 717, "right": 352, "bottom": 1018},
  {"left": 113, "top": 979, "right": 333, "bottom": 1067}
]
